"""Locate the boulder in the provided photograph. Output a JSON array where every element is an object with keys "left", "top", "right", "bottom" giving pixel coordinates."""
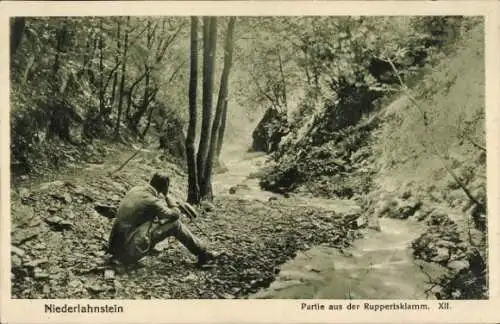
[
  {"left": 435, "top": 240, "right": 456, "bottom": 248},
  {"left": 396, "top": 197, "right": 422, "bottom": 219},
  {"left": 251, "top": 108, "right": 289, "bottom": 153},
  {"left": 431, "top": 247, "right": 450, "bottom": 263},
  {"left": 447, "top": 260, "right": 470, "bottom": 272},
  {"left": 104, "top": 269, "right": 115, "bottom": 281}
]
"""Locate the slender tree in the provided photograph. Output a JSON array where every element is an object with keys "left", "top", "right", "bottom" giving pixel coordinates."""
[
  {"left": 215, "top": 100, "right": 228, "bottom": 158},
  {"left": 109, "top": 18, "right": 121, "bottom": 109},
  {"left": 186, "top": 16, "right": 200, "bottom": 203},
  {"left": 203, "top": 17, "right": 236, "bottom": 199},
  {"left": 114, "top": 17, "right": 130, "bottom": 140},
  {"left": 197, "top": 17, "right": 217, "bottom": 199},
  {"left": 98, "top": 18, "right": 105, "bottom": 114}
]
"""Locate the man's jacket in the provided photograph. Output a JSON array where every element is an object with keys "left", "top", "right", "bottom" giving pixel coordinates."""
[{"left": 107, "top": 184, "right": 178, "bottom": 257}]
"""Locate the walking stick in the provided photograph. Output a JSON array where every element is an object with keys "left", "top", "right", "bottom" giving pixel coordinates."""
[
  {"left": 189, "top": 218, "right": 210, "bottom": 238},
  {"left": 174, "top": 200, "right": 210, "bottom": 238}
]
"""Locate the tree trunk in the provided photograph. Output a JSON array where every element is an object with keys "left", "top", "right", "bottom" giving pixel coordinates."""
[
  {"left": 141, "top": 102, "right": 156, "bottom": 138},
  {"left": 114, "top": 17, "right": 130, "bottom": 140},
  {"left": 125, "top": 71, "right": 147, "bottom": 123},
  {"left": 216, "top": 100, "right": 228, "bottom": 158},
  {"left": 130, "top": 68, "right": 151, "bottom": 131},
  {"left": 197, "top": 17, "right": 217, "bottom": 199},
  {"left": 98, "top": 18, "right": 105, "bottom": 114},
  {"left": 186, "top": 16, "right": 200, "bottom": 204},
  {"left": 110, "top": 18, "right": 121, "bottom": 109},
  {"left": 53, "top": 24, "right": 66, "bottom": 77},
  {"left": 203, "top": 17, "right": 236, "bottom": 200},
  {"left": 10, "top": 17, "right": 26, "bottom": 59},
  {"left": 277, "top": 47, "right": 288, "bottom": 111}
]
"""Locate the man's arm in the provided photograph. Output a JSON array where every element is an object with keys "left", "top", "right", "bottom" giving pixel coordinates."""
[
  {"left": 165, "top": 195, "right": 179, "bottom": 208},
  {"left": 149, "top": 198, "right": 181, "bottom": 223}
]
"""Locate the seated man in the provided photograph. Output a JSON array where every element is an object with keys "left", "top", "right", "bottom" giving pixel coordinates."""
[{"left": 107, "top": 172, "right": 218, "bottom": 266}]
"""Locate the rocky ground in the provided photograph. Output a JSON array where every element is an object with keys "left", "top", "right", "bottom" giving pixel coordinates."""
[{"left": 10, "top": 145, "right": 363, "bottom": 299}]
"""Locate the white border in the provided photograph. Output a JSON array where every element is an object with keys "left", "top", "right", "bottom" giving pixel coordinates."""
[{"left": 1, "top": 1, "right": 499, "bottom": 324}]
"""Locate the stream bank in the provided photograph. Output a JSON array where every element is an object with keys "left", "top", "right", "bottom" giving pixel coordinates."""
[{"left": 251, "top": 217, "right": 446, "bottom": 299}]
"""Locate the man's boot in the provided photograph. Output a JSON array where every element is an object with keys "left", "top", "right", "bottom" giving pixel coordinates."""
[{"left": 197, "top": 250, "right": 220, "bottom": 266}]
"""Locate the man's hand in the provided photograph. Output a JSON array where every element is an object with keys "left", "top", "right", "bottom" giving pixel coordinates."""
[
  {"left": 177, "top": 202, "right": 199, "bottom": 220},
  {"left": 165, "top": 195, "right": 179, "bottom": 208}
]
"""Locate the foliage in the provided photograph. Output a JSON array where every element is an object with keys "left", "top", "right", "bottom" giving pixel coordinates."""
[{"left": 11, "top": 17, "right": 189, "bottom": 176}]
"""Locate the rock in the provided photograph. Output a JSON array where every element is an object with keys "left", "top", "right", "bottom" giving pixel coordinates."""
[
  {"left": 355, "top": 216, "right": 367, "bottom": 228},
  {"left": 50, "top": 192, "right": 72, "bottom": 204},
  {"left": 447, "top": 260, "right": 470, "bottom": 272},
  {"left": 431, "top": 247, "right": 450, "bottom": 263},
  {"left": 43, "top": 285, "right": 51, "bottom": 294},
  {"left": 11, "top": 254, "right": 23, "bottom": 268},
  {"left": 396, "top": 198, "right": 422, "bottom": 219},
  {"left": 68, "top": 279, "right": 84, "bottom": 289},
  {"left": 12, "top": 229, "right": 39, "bottom": 245},
  {"left": 435, "top": 239, "right": 456, "bottom": 248},
  {"left": 33, "top": 268, "right": 50, "bottom": 279},
  {"left": 12, "top": 246, "right": 26, "bottom": 257},
  {"left": 153, "top": 240, "right": 170, "bottom": 252},
  {"left": 44, "top": 216, "right": 73, "bottom": 231},
  {"left": 86, "top": 284, "right": 106, "bottom": 293},
  {"left": 229, "top": 187, "right": 237, "bottom": 194},
  {"left": 73, "top": 186, "right": 95, "bottom": 201},
  {"left": 430, "top": 285, "right": 443, "bottom": 298},
  {"left": 181, "top": 273, "right": 198, "bottom": 282},
  {"left": 400, "top": 189, "right": 412, "bottom": 200},
  {"left": 268, "top": 197, "right": 278, "bottom": 202},
  {"left": 94, "top": 204, "right": 117, "bottom": 219},
  {"left": 19, "top": 188, "right": 30, "bottom": 199},
  {"left": 62, "top": 193, "right": 72, "bottom": 203},
  {"left": 104, "top": 269, "right": 115, "bottom": 281},
  {"left": 40, "top": 180, "right": 66, "bottom": 191},
  {"left": 251, "top": 107, "right": 289, "bottom": 153},
  {"left": 304, "top": 265, "right": 321, "bottom": 273},
  {"left": 25, "top": 258, "right": 49, "bottom": 268},
  {"left": 200, "top": 201, "right": 215, "bottom": 212},
  {"left": 111, "top": 181, "right": 127, "bottom": 193}
]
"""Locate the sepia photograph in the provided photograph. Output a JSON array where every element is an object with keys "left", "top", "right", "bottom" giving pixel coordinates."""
[{"left": 2, "top": 1, "right": 499, "bottom": 323}]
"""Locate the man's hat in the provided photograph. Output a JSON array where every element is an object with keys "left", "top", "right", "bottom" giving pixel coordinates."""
[{"left": 150, "top": 172, "right": 170, "bottom": 195}]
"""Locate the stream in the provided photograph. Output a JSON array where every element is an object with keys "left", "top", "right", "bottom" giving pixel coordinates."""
[{"left": 214, "top": 151, "right": 447, "bottom": 299}]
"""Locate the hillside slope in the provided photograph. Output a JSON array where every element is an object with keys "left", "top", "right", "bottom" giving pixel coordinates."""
[{"left": 258, "top": 23, "right": 487, "bottom": 299}]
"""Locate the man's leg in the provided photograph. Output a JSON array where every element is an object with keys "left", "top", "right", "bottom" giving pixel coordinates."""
[
  {"left": 117, "top": 221, "right": 156, "bottom": 265},
  {"left": 150, "top": 220, "right": 209, "bottom": 258}
]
